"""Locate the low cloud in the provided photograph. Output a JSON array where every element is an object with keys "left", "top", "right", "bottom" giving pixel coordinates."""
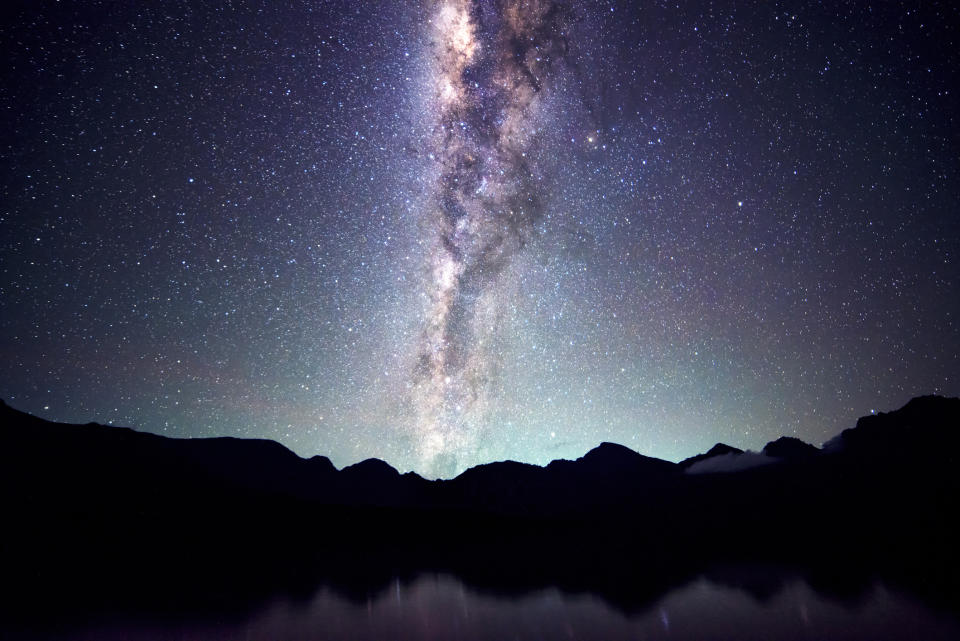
[{"left": 684, "top": 451, "right": 777, "bottom": 475}]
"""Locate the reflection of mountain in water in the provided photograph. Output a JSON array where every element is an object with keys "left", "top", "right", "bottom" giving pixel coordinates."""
[
  {"left": 7, "top": 569, "right": 960, "bottom": 641},
  {"left": 1, "top": 396, "right": 959, "bottom": 633},
  {"left": 239, "top": 571, "right": 960, "bottom": 641}
]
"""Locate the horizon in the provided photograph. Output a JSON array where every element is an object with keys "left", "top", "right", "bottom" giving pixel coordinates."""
[{"left": 4, "top": 393, "right": 946, "bottom": 479}]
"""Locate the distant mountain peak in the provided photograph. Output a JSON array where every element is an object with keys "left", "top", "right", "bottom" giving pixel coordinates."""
[
  {"left": 576, "top": 442, "right": 677, "bottom": 480},
  {"left": 581, "top": 441, "right": 641, "bottom": 462},
  {"left": 307, "top": 454, "right": 337, "bottom": 474},
  {"left": 679, "top": 442, "right": 744, "bottom": 469},
  {"left": 762, "top": 436, "right": 819, "bottom": 460},
  {"left": 831, "top": 395, "right": 960, "bottom": 456},
  {"left": 706, "top": 443, "right": 743, "bottom": 456},
  {"left": 341, "top": 458, "right": 400, "bottom": 477}
]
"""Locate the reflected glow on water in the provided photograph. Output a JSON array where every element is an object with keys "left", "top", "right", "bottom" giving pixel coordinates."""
[{"left": 32, "top": 573, "right": 960, "bottom": 640}]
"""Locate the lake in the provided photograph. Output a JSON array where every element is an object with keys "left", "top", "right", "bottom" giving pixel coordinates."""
[{"left": 16, "top": 568, "right": 960, "bottom": 640}]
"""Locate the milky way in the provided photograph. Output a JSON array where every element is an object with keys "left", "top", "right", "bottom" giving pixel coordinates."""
[{"left": 411, "top": 1, "right": 575, "bottom": 475}]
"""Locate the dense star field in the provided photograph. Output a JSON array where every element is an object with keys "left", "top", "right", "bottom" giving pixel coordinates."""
[{"left": 1, "top": 1, "right": 957, "bottom": 478}]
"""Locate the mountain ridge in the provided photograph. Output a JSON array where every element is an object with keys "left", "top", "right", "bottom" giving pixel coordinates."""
[
  {"left": 2, "top": 394, "right": 958, "bottom": 517},
  {"left": 3, "top": 395, "right": 958, "bottom": 486}
]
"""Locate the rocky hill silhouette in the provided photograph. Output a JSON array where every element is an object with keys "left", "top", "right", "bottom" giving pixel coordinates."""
[
  {"left": 678, "top": 442, "right": 743, "bottom": 468},
  {"left": 1, "top": 395, "right": 958, "bottom": 620}
]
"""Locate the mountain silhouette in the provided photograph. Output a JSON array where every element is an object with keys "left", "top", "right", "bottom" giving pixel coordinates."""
[
  {"left": 828, "top": 395, "right": 960, "bottom": 461},
  {"left": 2, "top": 395, "right": 958, "bottom": 513},
  {"left": 761, "top": 436, "right": 820, "bottom": 460},
  {"left": 679, "top": 442, "right": 744, "bottom": 468},
  {"left": 1, "top": 395, "right": 958, "bottom": 621}
]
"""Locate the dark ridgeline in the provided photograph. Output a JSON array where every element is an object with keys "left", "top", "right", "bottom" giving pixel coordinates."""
[
  {"left": 678, "top": 442, "right": 744, "bottom": 468},
  {"left": 1, "top": 396, "right": 958, "bottom": 624}
]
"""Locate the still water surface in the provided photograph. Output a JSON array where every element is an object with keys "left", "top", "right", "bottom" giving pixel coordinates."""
[{"left": 28, "top": 572, "right": 960, "bottom": 640}]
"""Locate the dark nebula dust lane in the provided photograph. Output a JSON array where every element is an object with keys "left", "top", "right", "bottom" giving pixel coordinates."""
[{"left": 412, "top": 1, "right": 579, "bottom": 475}]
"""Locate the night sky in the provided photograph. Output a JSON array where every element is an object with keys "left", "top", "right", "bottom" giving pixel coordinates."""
[{"left": 1, "top": 1, "right": 957, "bottom": 478}]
